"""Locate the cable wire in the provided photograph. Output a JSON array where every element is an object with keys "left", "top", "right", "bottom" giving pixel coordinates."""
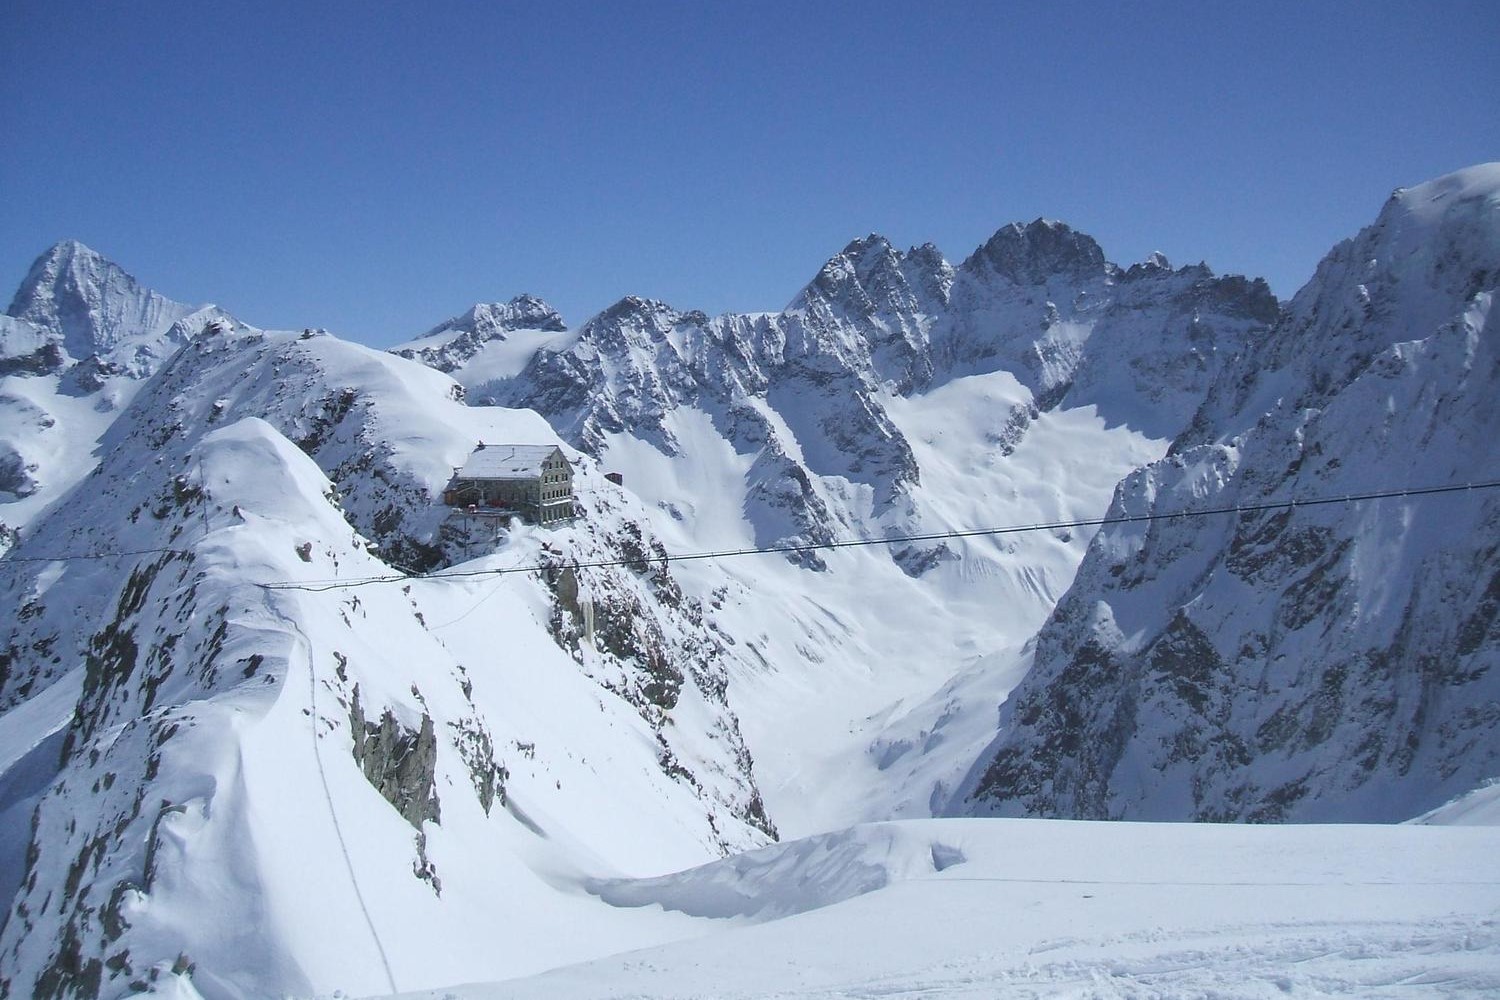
[
  {"left": 253, "top": 478, "right": 1500, "bottom": 593},
  {"left": 5, "top": 479, "right": 1494, "bottom": 589}
]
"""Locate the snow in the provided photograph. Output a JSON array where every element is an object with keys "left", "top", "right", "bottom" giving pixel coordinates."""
[
  {"left": 394, "top": 817, "right": 1500, "bottom": 999},
  {"left": 0, "top": 371, "right": 139, "bottom": 530},
  {"left": 707, "top": 387, "right": 1162, "bottom": 837},
  {"left": 957, "top": 162, "right": 1500, "bottom": 825},
  {"left": 2, "top": 164, "right": 1498, "bottom": 999},
  {"left": 1411, "top": 781, "right": 1500, "bottom": 826},
  {"left": 0, "top": 324, "right": 774, "bottom": 997},
  {"left": 0, "top": 663, "right": 80, "bottom": 776},
  {"left": 0, "top": 667, "right": 79, "bottom": 913},
  {"left": 393, "top": 327, "right": 580, "bottom": 386},
  {"left": 572, "top": 364, "right": 1165, "bottom": 839},
  {"left": 0, "top": 315, "right": 52, "bottom": 357},
  {"left": 598, "top": 407, "right": 755, "bottom": 549},
  {"left": 1391, "top": 163, "right": 1500, "bottom": 233}
]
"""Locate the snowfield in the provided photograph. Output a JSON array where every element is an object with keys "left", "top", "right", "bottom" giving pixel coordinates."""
[{"left": 395, "top": 815, "right": 1500, "bottom": 1000}]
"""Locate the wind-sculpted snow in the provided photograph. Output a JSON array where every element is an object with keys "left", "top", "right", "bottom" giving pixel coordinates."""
[
  {"left": 962, "top": 163, "right": 1500, "bottom": 823},
  {"left": 0, "top": 326, "right": 773, "bottom": 997},
  {"left": 589, "top": 821, "right": 965, "bottom": 921}
]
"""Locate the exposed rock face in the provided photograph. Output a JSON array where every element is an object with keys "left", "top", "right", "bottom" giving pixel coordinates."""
[
  {"left": 349, "top": 685, "right": 441, "bottom": 829},
  {"left": 960, "top": 164, "right": 1500, "bottom": 823},
  {"left": 437, "top": 222, "right": 1275, "bottom": 562},
  {"left": 964, "top": 218, "right": 1107, "bottom": 287},
  {"left": 540, "top": 506, "right": 779, "bottom": 844}
]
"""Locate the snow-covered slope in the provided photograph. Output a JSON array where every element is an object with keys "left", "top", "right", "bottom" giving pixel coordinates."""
[
  {"left": 960, "top": 163, "right": 1500, "bottom": 823},
  {"left": 0, "top": 326, "right": 773, "bottom": 998},
  {"left": 402, "top": 815, "right": 1500, "bottom": 999}
]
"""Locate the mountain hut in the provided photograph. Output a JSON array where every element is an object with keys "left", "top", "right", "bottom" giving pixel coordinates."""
[{"left": 442, "top": 443, "right": 576, "bottom": 525}]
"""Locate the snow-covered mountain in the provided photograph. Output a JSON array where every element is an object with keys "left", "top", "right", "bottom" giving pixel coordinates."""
[
  {"left": 2, "top": 240, "right": 230, "bottom": 382},
  {"left": 389, "top": 295, "right": 568, "bottom": 375},
  {"left": 0, "top": 242, "right": 231, "bottom": 553},
  {"left": 2, "top": 163, "right": 1497, "bottom": 999},
  {"left": 958, "top": 163, "right": 1500, "bottom": 823},
  {"left": 395, "top": 222, "right": 1279, "bottom": 834},
  {"left": 407, "top": 225, "right": 1274, "bottom": 563},
  {"left": 0, "top": 321, "right": 772, "bottom": 996}
]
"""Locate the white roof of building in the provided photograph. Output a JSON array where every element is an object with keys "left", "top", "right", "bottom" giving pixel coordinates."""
[{"left": 455, "top": 444, "right": 566, "bottom": 480}]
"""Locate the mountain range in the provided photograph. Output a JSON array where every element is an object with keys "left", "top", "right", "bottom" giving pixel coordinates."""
[{"left": 0, "top": 163, "right": 1496, "bottom": 998}]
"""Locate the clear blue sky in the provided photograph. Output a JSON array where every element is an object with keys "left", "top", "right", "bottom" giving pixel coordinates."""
[{"left": 3, "top": 1, "right": 1496, "bottom": 346}]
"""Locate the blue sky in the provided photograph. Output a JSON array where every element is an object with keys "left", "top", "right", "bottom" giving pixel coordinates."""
[{"left": 3, "top": 1, "right": 1496, "bottom": 346}]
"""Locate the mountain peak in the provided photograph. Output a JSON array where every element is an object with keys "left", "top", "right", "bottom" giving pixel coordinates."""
[
  {"left": 805, "top": 234, "right": 898, "bottom": 295},
  {"left": 1387, "top": 161, "right": 1500, "bottom": 219},
  {"left": 961, "top": 218, "right": 1107, "bottom": 286},
  {"left": 8, "top": 240, "right": 121, "bottom": 316},
  {"left": 1372, "top": 161, "right": 1500, "bottom": 281},
  {"left": 40, "top": 238, "right": 99, "bottom": 263},
  {"left": 505, "top": 292, "right": 566, "bottom": 326},
  {"left": 600, "top": 294, "right": 677, "bottom": 322},
  {"left": 421, "top": 295, "right": 566, "bottom": 342},
  {"left": 790, "top": 232, "right": 954, "bottom": 320},
  {"left": 837, "top": 233, "right": 895, "bottom": 259},
  {"left": 6, "top": 240, "right": 197, "bottom": 362}
]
